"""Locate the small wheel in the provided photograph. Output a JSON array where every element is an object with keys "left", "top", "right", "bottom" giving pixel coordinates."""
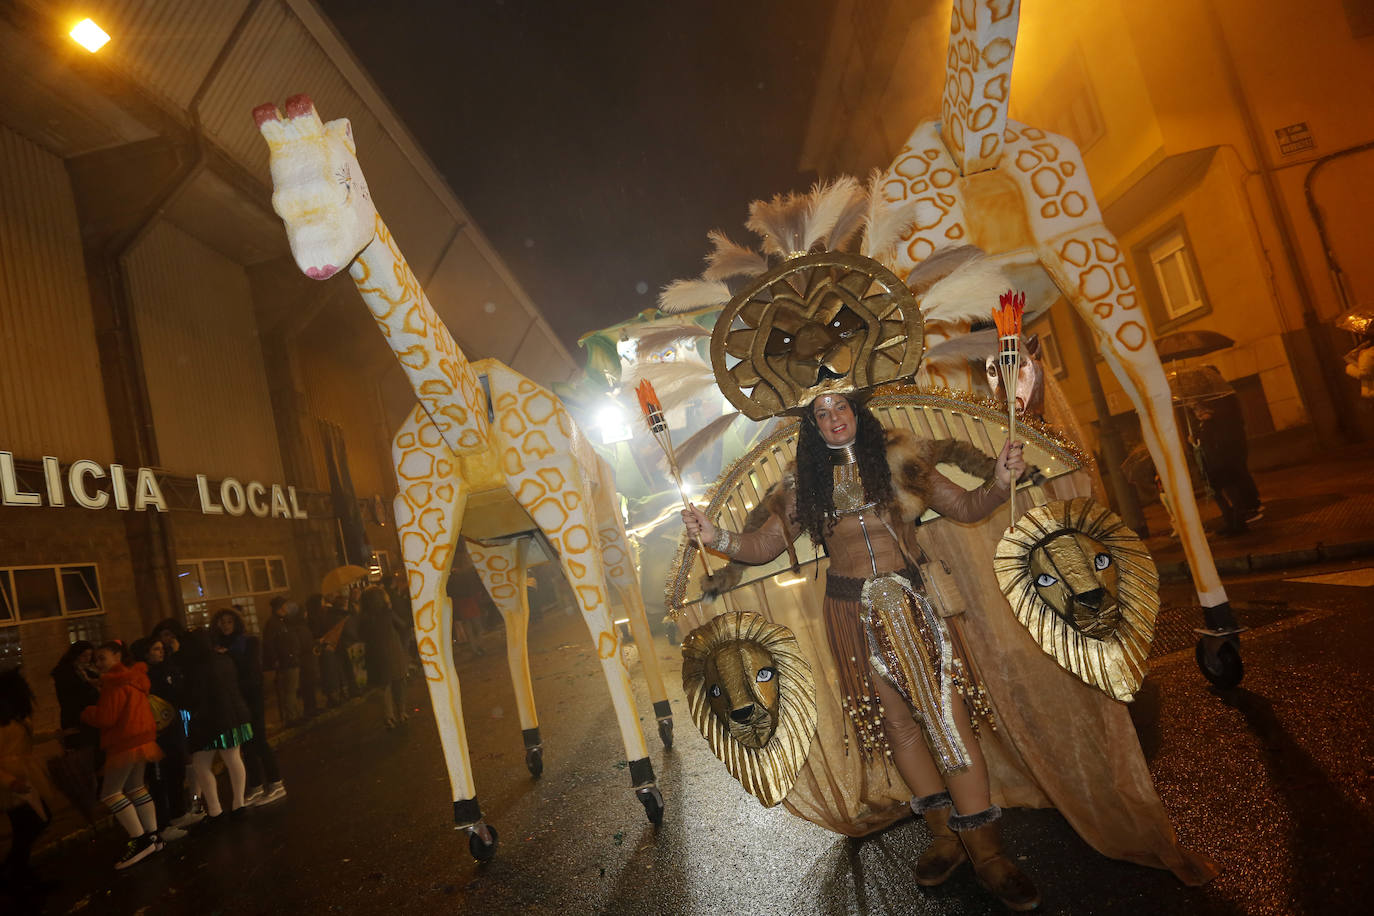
[
  {"left": 467, "top": 823, "right": 499, "bottom": 862},
  {"left": 636, "top": 786, "right": 665, "bottom": 825},
  {"left": 658, "top": 718, "right": 674, "bottom": 750},
  {"left": 1195, "top": 639, "right": 1244, "bottom": 688},
  {"left": 525, "top": 746, "right": 544, "bottom": 779}
]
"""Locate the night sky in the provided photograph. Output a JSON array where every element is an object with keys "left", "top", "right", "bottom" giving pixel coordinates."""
[{"left": 317, "top": 0, "right": 836, "bottom": 352}]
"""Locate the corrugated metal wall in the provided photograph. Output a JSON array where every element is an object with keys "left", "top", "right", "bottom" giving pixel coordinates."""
[
  {"left": 65, "top": 0, "right": 252, "bottom": 110},
  {"left": 124, "top": 220, "right": 284, "bottom": 482},
  {"left": 0, "top": 124, "right": 115, "bottom": 462},
  {"left": 294, "top": 342, "right": 390, "bottom": 500}
]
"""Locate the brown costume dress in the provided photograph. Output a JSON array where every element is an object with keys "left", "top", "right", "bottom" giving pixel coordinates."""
[{"left": 713, "top": 429, "right": 1217, "bottom": 885}]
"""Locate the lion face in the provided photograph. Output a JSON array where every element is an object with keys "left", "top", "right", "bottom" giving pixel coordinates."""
[
  {"left": 1029, "top": 530, "right": 1121, "bottom": 639},
  {"left": 681, "top": 612, "right": 817, "bottom": 807},
  {"left": 701, "top": 640, "right": 781, "bottom": 749},
  {"left": 994, "top": 498, "right": 1160, "bottom": 702}
]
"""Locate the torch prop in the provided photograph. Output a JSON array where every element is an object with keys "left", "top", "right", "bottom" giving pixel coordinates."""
[
  {"left": 636, "top": 380, "right": 713, "bottom": 580},
  {"left": 992, "top": 290, "right": 1026, "bottom": 532}
]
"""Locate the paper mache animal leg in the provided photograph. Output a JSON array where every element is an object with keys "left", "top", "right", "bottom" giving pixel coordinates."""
[
  {"left": 390, "top": 407, "right": 499, "bottom": 858},
  {"left": 483, "top": 363, "right": 665, "bottom": 824},
  {"left": 592, "top": 455, "right": 674, "bottom": 749},
  {"left": 464, "top": 537, "right": 546, "bottom": 778}
]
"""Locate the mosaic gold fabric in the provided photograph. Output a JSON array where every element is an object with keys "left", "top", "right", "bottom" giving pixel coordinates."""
[{"left": 993, "top": 498, "right": 1159, "bottom": 702}]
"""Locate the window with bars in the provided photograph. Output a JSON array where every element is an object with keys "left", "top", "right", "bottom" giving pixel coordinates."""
[
  {"left": 177, "top": 556, "right": 287, "bottom": 633},
  {"left": 0, "top": 564, "right": 104, "bottom": 627}
]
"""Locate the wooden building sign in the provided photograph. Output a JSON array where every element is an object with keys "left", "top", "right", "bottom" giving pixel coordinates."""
[{"left": 0, "top": 452, "right": 308, "bottom": 519}]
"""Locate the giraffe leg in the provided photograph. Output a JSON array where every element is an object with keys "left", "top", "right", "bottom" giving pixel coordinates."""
[
  {"left": 391, "top": 408, "right": 497, "bottom": 856},
  {"left": 592, "top": 457, "right": 673, "bottom": 749},
  {"left": 1036, "top": 229, "right": 1237, "bottom": 629},
  {"left": 483, "top": 365, "right": 663, "bottom": 822},
  {"left": 465, "top": 537, "right": 544, "bottom": 777}
]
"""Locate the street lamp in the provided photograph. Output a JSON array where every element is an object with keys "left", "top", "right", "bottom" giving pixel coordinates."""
[{"left": 69, "top": 18, "right": 110, "bottom": 52}]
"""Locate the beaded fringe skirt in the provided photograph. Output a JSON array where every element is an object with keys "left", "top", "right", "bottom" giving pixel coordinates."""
[{"left": 824, "top": 569, "right": 973, "bottom": 774}]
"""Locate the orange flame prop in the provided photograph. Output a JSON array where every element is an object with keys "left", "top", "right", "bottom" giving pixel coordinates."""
[
  {"left": 992, "top": 289, "right": 1025, "bottom": 337},
  {"left": 991, "top": 289, "right": 1026, "bottom": 531}
]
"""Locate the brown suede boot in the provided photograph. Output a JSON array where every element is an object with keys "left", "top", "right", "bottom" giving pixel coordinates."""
[
  {"left": 911, "top": 792, "right": 967, "bottom": 886},
  {"left": 950, "top": 805, "right": 1040, "bottom": 912}
]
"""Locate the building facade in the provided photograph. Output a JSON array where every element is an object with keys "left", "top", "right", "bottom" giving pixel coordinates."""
[
  {"left": 800, "top": 0, "right": 1374, "bottom": 459},
  {"left": 0, "top": 0, "right": 577, "bottom": 734}
]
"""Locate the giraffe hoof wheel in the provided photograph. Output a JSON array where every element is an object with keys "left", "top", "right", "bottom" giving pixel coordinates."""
[
  {"left": 636, "top": 785, "right": 665, "bottom": 825},
  {"left": 525, "top": 746, "right": 544, "bottom": 779},
  {"left": 658, "top": 718, "right": 674, "bottom": 750},
  {"left": 466, "top": 822, "right": 499, "bottom": 862},
  {"left": 1195, "top": 638, "right": 1244, "bottom": 688}
]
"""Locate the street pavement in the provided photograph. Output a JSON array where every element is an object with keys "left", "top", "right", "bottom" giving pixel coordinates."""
[{"left": 11, "top": 559, "right": 1374, "bottom": 915}]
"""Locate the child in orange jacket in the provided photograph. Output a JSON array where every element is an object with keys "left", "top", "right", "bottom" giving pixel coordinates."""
[{"left": 81, "top": 641, "right": 164, "bottom": 870}]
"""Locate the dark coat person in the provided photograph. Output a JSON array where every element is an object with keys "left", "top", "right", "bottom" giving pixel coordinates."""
[
  {"left": 359, "top": 586, "right": 409, "bottom": 729},
  {"left": 49, "top": 642, "right": 100, "bottom": 753},
  {"left": 210, "top": 608, "right": 284, "bottom": 801}
]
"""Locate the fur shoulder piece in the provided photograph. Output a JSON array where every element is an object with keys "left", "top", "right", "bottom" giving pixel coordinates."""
[{"left": 884, "top": 429, "right": 998, "bottom": 523}]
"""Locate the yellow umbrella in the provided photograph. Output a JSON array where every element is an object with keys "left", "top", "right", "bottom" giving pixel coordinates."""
[{"left": 321, "top": 564, "right": 369, "bottom": 595}]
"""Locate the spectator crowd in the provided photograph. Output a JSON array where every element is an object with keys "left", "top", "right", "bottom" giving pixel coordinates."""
[{"left": 1, "top": 575, "right": 417, "bottom": 899}]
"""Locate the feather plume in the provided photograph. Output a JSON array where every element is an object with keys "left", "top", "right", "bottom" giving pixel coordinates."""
[
  {"left": 746, "top": 192, "right": 809, "bottom": 257},
  {"left": 904, "top": 245, "right": 983, "bottom": 296},
  {"left": 630, "top": 325, "right": 712, "bottom": 357},
  {"left": 920, "top": 254, "right": 1015, "bottom": 326},
  {"left": 861, "top": 171, "right": 923, "bottom": 262},
  {"left": 622, "top": 360, "right": 716, "bottom": 412},
  {"left": 659, "top": 278, "right": 731, "bottom": 314},
  {"left": 702, "top": 231, "right": 768, "bottom": 282},
  {"left": 921, "top": 328, "right": 999, "bottom": 369},
  {"left": 803, "top": 176, "right": 864, "bottom": 251},
  {"left": 665, "top": 411, "right": 741, "bottom": 471}
]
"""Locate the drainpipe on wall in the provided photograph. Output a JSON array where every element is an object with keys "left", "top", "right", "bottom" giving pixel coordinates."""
[
  {"left": 1201, "top": 0, "right": 1355, "bottom": 444},
  {"left": 1303, "top": 141, "right": 1374, "bottom": 314}
]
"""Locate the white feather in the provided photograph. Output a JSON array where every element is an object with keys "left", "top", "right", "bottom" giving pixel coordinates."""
[
  {"left": 803, "top": 176, "right": 864, "bottom": 251},
  {"left": 658, "top": 278, "right": 731, "bottom": 314},
  {"left": 703, "top": 230, "right": 768, "bottom": 282},
  {"left": 920, "top": 256, "right": 1015, "bottom": 325},
  {"left": 861, "top": 171, "right": 922, "bottom": 263},
  {"left": 746, "top": 192, "right": 808, "bottom": 257},
  {"left": 622, "top": 360, "right": 717, "bottom": 412}
]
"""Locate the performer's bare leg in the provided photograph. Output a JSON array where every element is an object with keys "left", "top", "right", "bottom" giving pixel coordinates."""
[{"left": 873, "top": 674, "right": 991, "bottom": 812}]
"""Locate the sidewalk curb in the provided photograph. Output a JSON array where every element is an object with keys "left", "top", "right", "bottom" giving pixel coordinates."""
[
  {"left": 1158, "top": 538, "right": 1374, "bottom": 583},
  {"left": 31, "top": 692, "right": 374, "bottom": 859}
]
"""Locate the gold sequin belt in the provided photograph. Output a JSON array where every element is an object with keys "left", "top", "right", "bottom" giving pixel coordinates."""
[{"left": 826, "top": 567, "right": 922, "bottom": 602}]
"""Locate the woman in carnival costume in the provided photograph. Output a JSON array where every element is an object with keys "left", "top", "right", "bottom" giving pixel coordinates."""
[{"left": 674, "top": 180, "right": 1215, "bottom": 910}]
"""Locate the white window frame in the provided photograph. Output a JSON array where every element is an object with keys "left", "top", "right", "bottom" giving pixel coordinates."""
[
  {"left": 0, "top": 563, "right": 105, "bottom": 627},
  {"left": 1148, "top": 231, "right": 1206, "bottom": 321}
]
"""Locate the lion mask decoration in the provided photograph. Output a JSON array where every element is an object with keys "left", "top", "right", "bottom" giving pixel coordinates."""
[
  {"left": 994, "top": 498, "right": 1160, "bottom": 702},
  {"left": 681, "top": 612, "right": 817, "bottom": 807}
]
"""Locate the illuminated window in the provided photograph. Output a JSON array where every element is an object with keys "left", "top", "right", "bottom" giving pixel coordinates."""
[
  {"left": 178, "top": 555, "right": 289, "bottom": 631},
  {"left": 1133, "top": 217, "right": 1212, "bottom": 332}
]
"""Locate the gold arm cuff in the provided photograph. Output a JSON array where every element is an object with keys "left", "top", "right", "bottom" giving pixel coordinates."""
[{"left": 710, "top": 527, "right": 740, "bottom": 557}]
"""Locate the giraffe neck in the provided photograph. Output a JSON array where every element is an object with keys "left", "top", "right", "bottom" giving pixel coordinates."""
[
  {"left": 349, "top": 215, "right": 490, "bottom": 455},
  {"left": 940, "top": 0, "right": 1021, "bottom": 175}
]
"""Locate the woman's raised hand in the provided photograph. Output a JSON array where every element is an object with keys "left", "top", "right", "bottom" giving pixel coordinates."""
[
  {"left": 995, "top": 439, "right": 1027, "bottom": 487},
  {"left": 681, "top": 504, "right": 716, "bottom": 546}
]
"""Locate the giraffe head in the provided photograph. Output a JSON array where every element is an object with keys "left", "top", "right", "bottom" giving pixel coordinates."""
[{"left": 254, "top": 94, "right": 376, "bottom": 280}]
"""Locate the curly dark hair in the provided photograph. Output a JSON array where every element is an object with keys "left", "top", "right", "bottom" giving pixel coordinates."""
[{"left": 793, "top": 396, "right": 894, "bottom": 548}]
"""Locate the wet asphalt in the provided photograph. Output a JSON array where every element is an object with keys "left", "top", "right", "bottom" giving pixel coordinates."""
[{"left": 16, "top": 560, "right": 1374, "bottom": 915}]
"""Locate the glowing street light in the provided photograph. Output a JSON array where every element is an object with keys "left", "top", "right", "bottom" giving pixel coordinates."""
[
  {"left": 69, "top": 18, "right": 110, "bottom": 53},
  {"left": 596, "top": 401, "right": 633, "bottom": 445}
]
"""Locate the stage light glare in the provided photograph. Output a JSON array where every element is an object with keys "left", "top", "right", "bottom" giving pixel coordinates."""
[{"left": 70, "top": 18, "right": 110, "bottom": 52}]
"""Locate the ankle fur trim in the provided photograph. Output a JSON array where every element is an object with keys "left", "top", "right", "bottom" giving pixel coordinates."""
[
  {"left": 948, "top": 804, "right": 1002, "bottom": 832},
  {"left": 909, "top": 791, "right": 953, "bottom": 815}
]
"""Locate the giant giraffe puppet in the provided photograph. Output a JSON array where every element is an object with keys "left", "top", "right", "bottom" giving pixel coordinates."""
[
  {"left": 252, "top": 95, "right": 671, "bottom": 860},
  {"left": 881, "top": 0, "right": 1240, "bottom": 667}
]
